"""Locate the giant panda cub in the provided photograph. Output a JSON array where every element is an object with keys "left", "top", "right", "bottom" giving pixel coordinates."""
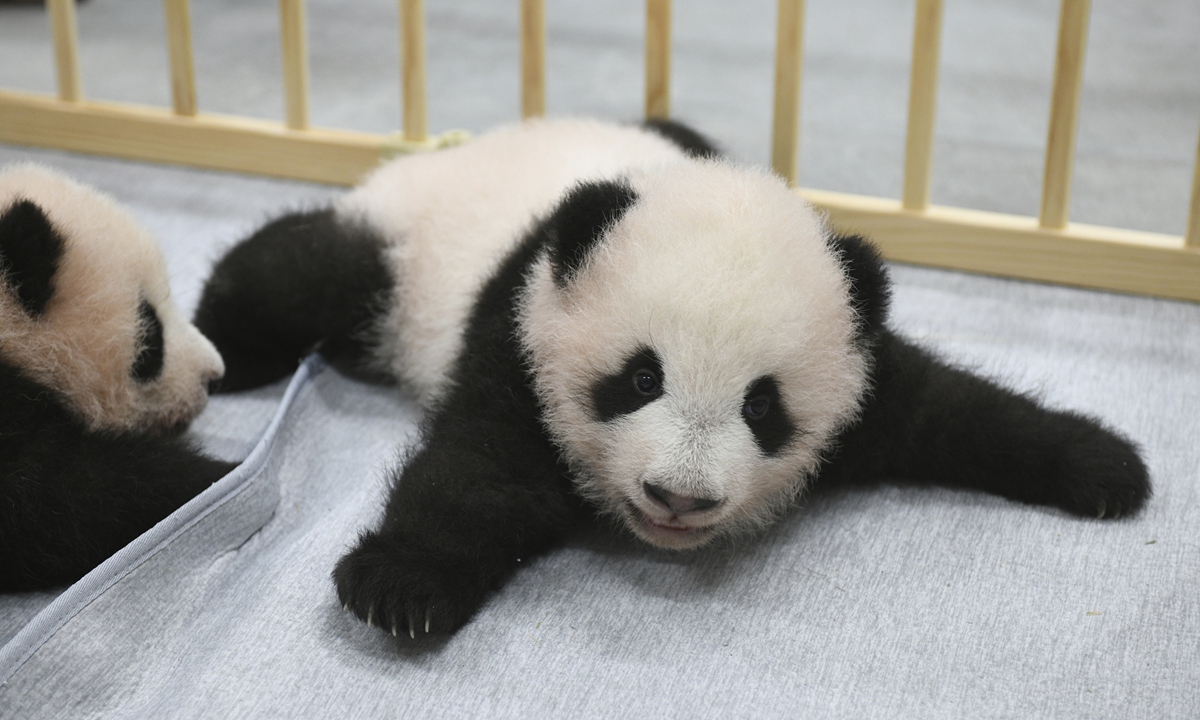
[
  {"left": 0, "top": 165, "right": 232, "bottom": 592},
  {"left": 196, "top": 118, "right": 1150, "bottom": 638}
]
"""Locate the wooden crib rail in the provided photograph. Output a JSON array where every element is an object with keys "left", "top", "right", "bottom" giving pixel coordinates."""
[{"left": 1, "top": 0, "right": 1197, "bottom": 302}]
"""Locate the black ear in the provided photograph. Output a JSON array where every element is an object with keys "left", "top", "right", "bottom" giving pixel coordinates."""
[
  {"left": 544, "top": 180, "right": 639, "bottom": 288},
  {"left": 0, "top": 199, "right": 65, "bottom": 317},
  {"left": 827, "top": 233, "right": 891, "bottom": 338}
]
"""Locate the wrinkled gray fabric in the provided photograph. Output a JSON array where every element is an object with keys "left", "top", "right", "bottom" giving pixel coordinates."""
[{"left": 2, "top": 0, "right": 1199, "bottom": 717}]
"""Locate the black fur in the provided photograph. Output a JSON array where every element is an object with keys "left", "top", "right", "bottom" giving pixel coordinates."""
[
  {"left": 827, "top": 233, "right": 891, "bottom": 340},
  {"left": 132, "top": 299, "right": 165, "bottom": 382},
  {"left": 743, "top": 376, "right": 795, "bottom": 455},
  {"left": 202, "top": 121, "right": 1149, "bottom": 637},
  {"left": 819, "top": 330, "right": 1149, "bottom": 518},
  {"left": 0, "top": 360, "right": 234, "bottom": 591},
  {"left": 591, "top": 348, "right": 664, "bottom": 422},
  {"left": 333, "top": 227, "right": 586, "bottom": 636},
  {"left": 0, "top": 199, "right": 65, "bottom": 317},
  {"left": 641, "top": 119, "right": 723, "bottom": 160},
  {"left": 194, "top": 208, "right": 393, "bottom": 391},
  {"left": 546, "top": 180, "right": 639, "bottom": 288}
]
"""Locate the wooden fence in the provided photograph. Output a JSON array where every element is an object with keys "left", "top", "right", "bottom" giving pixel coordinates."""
[{"left": 1, "top": 0, "right": 1197, "bottom": 302}]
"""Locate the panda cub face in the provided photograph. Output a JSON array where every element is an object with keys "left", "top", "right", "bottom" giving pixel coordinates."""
[
  {"left": 0, "top": 165, "right": 224, "bottom": 434},
  {"left": 520, "top": 162, "right": 870, "bottom": 550}
]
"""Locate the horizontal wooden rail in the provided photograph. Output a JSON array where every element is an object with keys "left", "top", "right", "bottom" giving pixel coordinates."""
[
  {"left": 0, "top": 91, "right": 469, "bottom": 185},
  {"left": 803, "top": 188, "right": 1200, "bottom": 302}
]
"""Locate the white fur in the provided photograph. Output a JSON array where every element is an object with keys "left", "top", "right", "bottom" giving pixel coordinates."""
[
  {"left": 337, "top": 119, "right": 868, "bottom": 549},
  {"left": 337, "top": 118, "right": 689, "bottom": 403},
  {"left": 518, "top": 161, "right": 868, "bottom": 548},
  {"left": 0, "top": 165, "right": 224, "bottom": 433}
]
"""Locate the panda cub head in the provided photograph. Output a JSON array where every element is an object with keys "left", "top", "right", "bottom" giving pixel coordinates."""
[
  {"left": 520, "top": 160, "right": 884, "bottom": 550},
  {"left": 0, "top": 164, "right": 224, "bottom": 434}
]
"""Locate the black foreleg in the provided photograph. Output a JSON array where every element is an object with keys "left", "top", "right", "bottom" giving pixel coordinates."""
[
  {"left": 194, "top": 209, "right": 393, "bottom": 391},
  {"left": 821, "top": 330, "right": 1150, "bottom": 518},
  {"left": 333, "top": 410, "right": 581, "bottom": 636}
]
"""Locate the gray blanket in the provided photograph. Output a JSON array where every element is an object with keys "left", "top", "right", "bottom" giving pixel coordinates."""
[{"left": 2, "top": 269, "right": 1197, "bottom": 717}]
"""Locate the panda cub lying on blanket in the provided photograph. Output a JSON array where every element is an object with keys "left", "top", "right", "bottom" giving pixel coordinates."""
[
  {"left": 0, "top": 166, "right": 232, "bottom": 591},
  {"left": 197, "top": 118, "right": 1149, "bottom": 638}
]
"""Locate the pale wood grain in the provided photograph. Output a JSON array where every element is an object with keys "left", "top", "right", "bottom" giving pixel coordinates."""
[
  {"left": 902, "top": 0, "right": 943, "bottom": 211},
  {"left": 279, "top": 0, "right": 310, "bottom": 130},
  {"left": 1040, "top": 0, "right": 1091, "bottom": 229},
  {"left": 400, "top": 0, "right": 427, "bottom": 142},
  {"left": 1188, "top": 122, "right": 1200, "bottom": 248},
  {"left": 521, "top": 0, "right": 546, "bottom": 119},
  {"left": 645, "top": 0, "right": 671, "bottom": 119},
  {"left": 47, "top": 0, "right": 81, "bottom": 102},
  {"left": 771, "top": 0, "right": 805, "bottom": 185},
  {"left": 163, "top": 0, "right": 197, "bottom": 116},
  {"left": 802, "top": 187, "right": 1200, "bottom": 302}
]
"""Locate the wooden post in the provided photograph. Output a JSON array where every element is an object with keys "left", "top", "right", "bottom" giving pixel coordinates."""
[
  {"left": 771, "top": 0, "right": 805, "bottom": 185},
  {"left": 645, "top": 0, "right": 671, "bottom": 119},
  {"left": 47, "top": 0, "right": 82, "bottom": 102},
  {"left": 902, "top": 0, "right": 943, "bottom": 211},
  {"left": 400, "top": 0, "right": 427, "bottom": 142},
  {"left": 279, "top": 0, "right": 310, "bottom": 130},
  {"left": 521, "top": 0, "right": 546, "bottom": 118},
  {"left": 1040, "top": 0, "right": 1091, "bottom": 230},
  {"left": 1188, "top": 121, "right": 1200, "bottom": 248},
  {"left": 163, "top": 0, "right": 197, "bottom": 117}
]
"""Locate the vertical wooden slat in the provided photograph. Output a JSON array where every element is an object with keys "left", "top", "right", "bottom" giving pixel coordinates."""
[
  {"left": 163, "top": 0, "right": 197, "bottom": 116},
  {"left": 771, "top": 0, "right": 805, "bottom": 185},
  {"left": 1187, "top": 122, "right": 1200, "bottom": 248},
  {"left": 1040, "top": 0, "right": 1091, "bottom": 230},
  {"left": 520, "top": 0, "right": 546, "bottom": 119},
  {"left": 400, "top": 0, "right": 427, "bottom": 142},
  {"left": 645, "top": 0, "right": 671, "bottom": 119},
  {"left": 902, "top": 0, "right": 944, "bottom": 211},
  {"left": 47, "top": 0, "right": 82, "bottom": 102},
  {"left": 279, "top": 0, "right": 310, "bottom": 130}
]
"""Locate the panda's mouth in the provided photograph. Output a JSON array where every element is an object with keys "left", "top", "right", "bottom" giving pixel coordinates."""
[{"left": 624, "top": 502, "right": 717, "bottom": 548}]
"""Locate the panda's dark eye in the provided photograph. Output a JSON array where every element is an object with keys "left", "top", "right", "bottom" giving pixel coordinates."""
[
  {"left": 632, "top": 368, "right": 660, "bottom": 396},
  {"left": 743, "top": 395, "right": 770, "bottom": 420},
  {"left": 132, "top": 299, "right": 165, "bottom": 382}
]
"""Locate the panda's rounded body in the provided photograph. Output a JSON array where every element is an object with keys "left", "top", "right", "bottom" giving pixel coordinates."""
[
  {"left": 1, "top": 165, "right": 231, "bottom": 591},
  {"left": 197, "top": 118, "right": 1150, "bottom": 637}
]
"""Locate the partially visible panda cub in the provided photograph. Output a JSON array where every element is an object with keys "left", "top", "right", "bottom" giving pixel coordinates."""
[
  {"left": 197, "top": 118, "right": 1150, "bottom": 638},
  {"left": 0, "top": 165, "right": 232, "bottom": 592}
]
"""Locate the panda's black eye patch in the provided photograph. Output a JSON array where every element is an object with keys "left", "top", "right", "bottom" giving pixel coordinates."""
[
  {"left": 592, "top": 348, "right": 663, "bottom": 421},
  {"left": 743, "top": 376, "right": 795, "bottom": 455},
  {"left": 132, "top": 299, "right": 165, "bottom": 382}
]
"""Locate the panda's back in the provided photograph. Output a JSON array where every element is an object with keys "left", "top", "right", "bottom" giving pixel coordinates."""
[{"left": 336, "top": 118, "right": 690, "bottom": 403}]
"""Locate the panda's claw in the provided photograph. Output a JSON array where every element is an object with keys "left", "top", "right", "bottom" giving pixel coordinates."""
[
  {"left": 366, "top": 606, "right": 374, "bottom": 628},
  {"left": 391, "top": 623, "right": 397, "bottom": 638},
  {"left": 1096, "top": 501, "right": 1106, "bottom": 519},
  {"left": 425, "top": 608, "right": 431, "bottom": 634}
]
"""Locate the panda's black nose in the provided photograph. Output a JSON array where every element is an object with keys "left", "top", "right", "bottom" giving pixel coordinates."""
[
  {"left": 205, "top": 376, "right": 224, "bottom": 395},
  {"left": 643, "top": 482, "right": 722, "bottom": 515}
]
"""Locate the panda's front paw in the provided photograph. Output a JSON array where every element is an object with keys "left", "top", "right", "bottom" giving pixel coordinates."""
[
  {"left": 1052, "top": 425, "right": 1151, "bottom": 520},
  {"left": 333, "top": 530, "right": 489, "bottom": 637}
]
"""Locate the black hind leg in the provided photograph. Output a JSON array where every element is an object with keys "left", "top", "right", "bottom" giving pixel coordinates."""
[
  {"left": 822, "top": 330, "right": 1150, "bottom": 518},
  {"left": 194, "top": 209, "right": 394, "bottom": 391}
]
